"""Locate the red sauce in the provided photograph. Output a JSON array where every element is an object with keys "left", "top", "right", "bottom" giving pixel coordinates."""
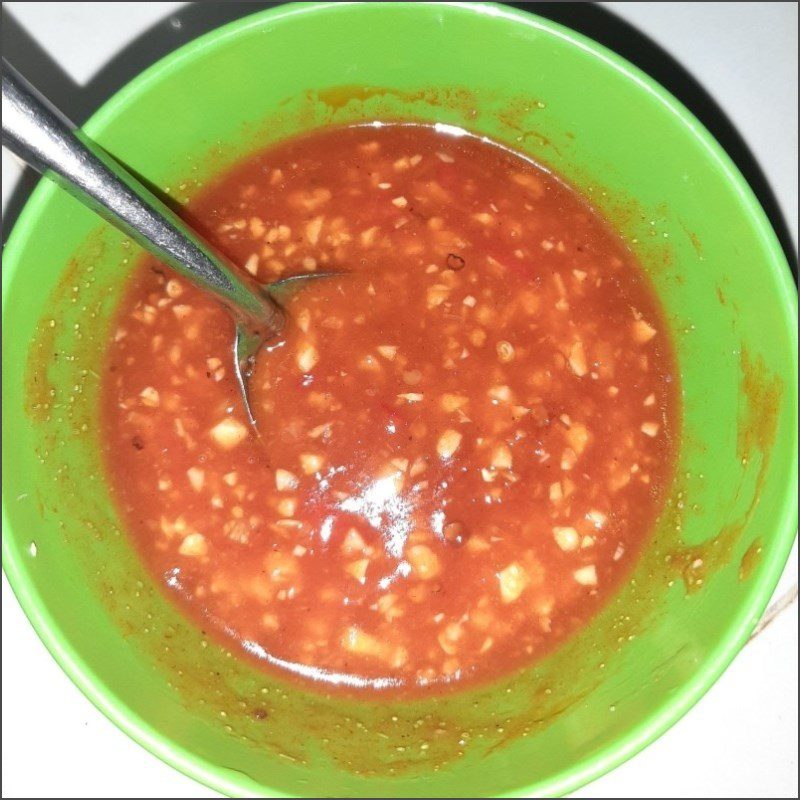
[{"left": 102, "top": 124, "right": 678, "bottom": 692}]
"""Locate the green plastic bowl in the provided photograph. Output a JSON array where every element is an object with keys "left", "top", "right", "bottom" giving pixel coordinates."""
[{"left": 3, "top": 3, "right": 797, "bottom": 797}]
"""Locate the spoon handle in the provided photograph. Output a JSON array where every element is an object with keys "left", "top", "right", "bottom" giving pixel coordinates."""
[{"left": 1, "top": 59, "right": 283, "bottom": 334}]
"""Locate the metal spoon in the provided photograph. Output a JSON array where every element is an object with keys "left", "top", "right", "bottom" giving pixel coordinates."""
[{"left": 1, "top": 59, "right": 287, "bottom": 426}]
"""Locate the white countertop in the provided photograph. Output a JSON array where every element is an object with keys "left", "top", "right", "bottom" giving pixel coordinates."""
[{"left": 2, "top": 3, "right": 797, "bottom": 797}]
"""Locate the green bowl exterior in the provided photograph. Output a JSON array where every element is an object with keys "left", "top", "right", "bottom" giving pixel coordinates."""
[{"left": 2, "top": 3, "right": 797, "bottom": 797}]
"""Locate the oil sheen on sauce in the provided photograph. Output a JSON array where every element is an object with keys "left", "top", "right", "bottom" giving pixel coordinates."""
[{"left": 102, "top": 124, "right": 678, "bottom": 693}]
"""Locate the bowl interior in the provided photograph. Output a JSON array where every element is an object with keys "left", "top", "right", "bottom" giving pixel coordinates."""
[{"left": 2, "top": 3, "right": 797, "bottom": 797}]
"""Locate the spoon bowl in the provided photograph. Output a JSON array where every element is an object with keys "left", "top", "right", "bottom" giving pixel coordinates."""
[{"left": 1, "top": 59, "right": 292, "bottom": 426}]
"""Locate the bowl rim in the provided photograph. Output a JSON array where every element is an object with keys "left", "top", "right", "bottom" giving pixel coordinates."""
[{"left": 2, "top": 2, "right": 797, "bottom": 797}]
